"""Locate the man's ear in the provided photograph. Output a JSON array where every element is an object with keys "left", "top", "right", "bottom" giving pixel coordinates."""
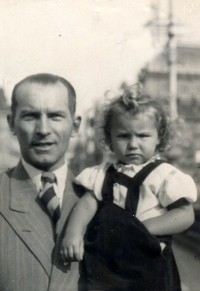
[
  {"left": 71, "top": 116, "right": 82, "bottom": 138},
  {"left": 7, "top": 114, "right": 16, "bottom": 135}
]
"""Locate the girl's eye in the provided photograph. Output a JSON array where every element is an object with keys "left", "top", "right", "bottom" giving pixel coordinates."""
[
  {"left": 117, "top": 134, "right": 128, "bottom": 139},
  {"left": 139, "top": 134, "right": 150, "bottom": 138}
]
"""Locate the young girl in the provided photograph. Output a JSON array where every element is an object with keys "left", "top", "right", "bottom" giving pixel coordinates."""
[{"left": 61, "top": 86, "right": 197, "bottom": 291}]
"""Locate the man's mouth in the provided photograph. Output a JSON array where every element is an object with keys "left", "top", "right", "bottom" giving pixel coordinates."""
[{"left": 32, "top": 142, "right": 54, "bottom": 150}]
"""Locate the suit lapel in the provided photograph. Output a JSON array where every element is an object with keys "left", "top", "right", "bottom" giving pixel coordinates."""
[
  {"left": 9, "top": 161, "right": 37, "bottom": 213},
  {"left": 0, "top": 162, "right": 55, "bottom": 276}
]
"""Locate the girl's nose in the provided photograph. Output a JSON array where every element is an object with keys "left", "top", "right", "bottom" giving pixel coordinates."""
[
  {"left": 35, "top": 115, "right": 51, "bottom": 136},
  {"left": 128, "top": 136, "right": 138, "bottom": 149}
]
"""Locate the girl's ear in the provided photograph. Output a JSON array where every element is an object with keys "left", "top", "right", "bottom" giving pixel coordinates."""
[
  {"left": 110, "top": 141, "right": 114, "bottom": 152},
  {"left": 155, "top": 136, "right": 161, "bottom": 152},
  {"left": 71, "top": 116, "right": 82, "bottom": 138},
  {"left": 7, "top": 114, "right": 16, "bottom": 135}
]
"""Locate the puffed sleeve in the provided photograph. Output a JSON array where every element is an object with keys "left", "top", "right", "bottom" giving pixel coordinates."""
[
  {"left": 158, "top": 167, "right": 197, "bottom": 208},
  {"left": 75, "top": 162, "right": 111, "bottom": 201}
]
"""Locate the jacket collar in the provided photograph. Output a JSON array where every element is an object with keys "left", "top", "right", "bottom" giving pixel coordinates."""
[{"left": 10, "top": 160, "right": 38, "bottom": 213}]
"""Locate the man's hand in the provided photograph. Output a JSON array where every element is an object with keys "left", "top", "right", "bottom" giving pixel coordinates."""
[{"left": 61, "top": 232, "right": 84, "bottom": 262}]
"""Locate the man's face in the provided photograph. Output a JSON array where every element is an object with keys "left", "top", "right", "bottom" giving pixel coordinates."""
[{"left": 8, "top": 81, "right": 80, "bottom": 171}]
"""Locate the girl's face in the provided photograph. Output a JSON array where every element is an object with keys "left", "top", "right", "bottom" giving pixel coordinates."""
[{"left": 110, "top": 112, "right": 160, "bottom": 165}]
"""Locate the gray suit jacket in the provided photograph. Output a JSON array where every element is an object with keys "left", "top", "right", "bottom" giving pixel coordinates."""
[{"left": 0, "top": 161, "right": 82, "bottom": 291}]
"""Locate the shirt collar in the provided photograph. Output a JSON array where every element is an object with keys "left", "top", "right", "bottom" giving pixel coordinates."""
[
  {"left": 53, "top": 162, "right": 68, "bottom": 199},
  {"left": 114, "top": 155, "right": 160, "bottom": 173},
  {"left": 22, "top": 159, "right": 68, "bottom": 196}
]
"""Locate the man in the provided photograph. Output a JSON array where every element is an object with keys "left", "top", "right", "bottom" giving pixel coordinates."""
[{"left": 0, "top": 73, "right": 83, "bottom": 291}]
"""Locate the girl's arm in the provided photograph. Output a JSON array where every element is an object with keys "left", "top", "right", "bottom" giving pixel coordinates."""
[
  {"left": 61, "top": 191, "right": 98, "bottom": 262},
  {"left": 142, "top": 203, "right": 195, "bottom": 236}
]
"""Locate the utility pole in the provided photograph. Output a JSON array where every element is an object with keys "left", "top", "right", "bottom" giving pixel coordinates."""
[
  {"left": 168, "top": 0, "right": 178, "bottom": 120},
  {"left": 146, "top": 0, "right": 178, "bottom": 120}
]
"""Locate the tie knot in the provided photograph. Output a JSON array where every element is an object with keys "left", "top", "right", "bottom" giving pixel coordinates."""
[{"left": 42, "top": 172, "right": 56, "bottom": 184}]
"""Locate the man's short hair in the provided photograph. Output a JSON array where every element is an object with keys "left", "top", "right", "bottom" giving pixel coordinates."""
[{"left": 11, "top": 73, "right": 76, "bottom": 116}]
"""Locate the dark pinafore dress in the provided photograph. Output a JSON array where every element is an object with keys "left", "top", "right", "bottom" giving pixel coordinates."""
[{"left": 79, "top": 160, "right": 181, "bottom": 291}]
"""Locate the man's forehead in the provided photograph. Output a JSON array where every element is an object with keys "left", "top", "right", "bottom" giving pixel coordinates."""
[{"left": 15, "top": 80, "right": 69, "bottom": 102}]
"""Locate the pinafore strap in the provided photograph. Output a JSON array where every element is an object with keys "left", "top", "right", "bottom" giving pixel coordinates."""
[{"left": 101, "top": 160, "right": 166, "bottom": 216}]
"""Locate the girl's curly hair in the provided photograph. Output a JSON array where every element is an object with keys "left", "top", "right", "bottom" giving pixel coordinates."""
[{"left": 99, "top": 84, "right": 172, "bottom": 152}]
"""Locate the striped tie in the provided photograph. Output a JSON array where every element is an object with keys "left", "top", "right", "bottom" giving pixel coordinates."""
[{"left": 39, "top": 172, "right": 61, "bottom": 223}]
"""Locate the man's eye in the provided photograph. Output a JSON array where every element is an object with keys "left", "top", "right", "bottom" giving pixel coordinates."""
[
  {"left": 22, "top": 114, "right": 38, "bottom": 120},
  {"left": 49, "top": 114, "right": 64, "bottom": 120}
]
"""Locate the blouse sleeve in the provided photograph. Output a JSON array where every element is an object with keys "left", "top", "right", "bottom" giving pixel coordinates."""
[
  {"left": 158, "top": 167, "right": 197, "bottom": 208},
  {"left": 74, "top": 162, "right": 111, "bottom": 201}
]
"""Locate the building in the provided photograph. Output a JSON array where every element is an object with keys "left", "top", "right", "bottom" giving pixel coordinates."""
[
  {"left": 138, "top": 44, "right": 200, "bottom": 208},
  {"left": 139, "top": 45, "right": 200, "bottom": 106}
]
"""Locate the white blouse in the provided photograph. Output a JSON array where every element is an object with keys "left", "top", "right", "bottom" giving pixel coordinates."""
[{"left": 75, "top": 158, "right": 197, "bottom": 222}]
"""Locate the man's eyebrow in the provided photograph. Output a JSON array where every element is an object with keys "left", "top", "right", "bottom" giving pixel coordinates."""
[
  {"left": 19, "top": 109, "right": 39, "bottom": 115},
  {"left": 19, "top": 109, "right": 67, "bottom": 114},
  {"left": 47, "top": 110, "right": 67, "bottom": 115}
]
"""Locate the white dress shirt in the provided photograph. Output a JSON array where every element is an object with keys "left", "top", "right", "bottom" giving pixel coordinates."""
[
  {"left": 75, "top": 155, "right": 197, "bottom": 221},
  {"left": 22, "top": 159, "right": 68, "bottom": 206}
]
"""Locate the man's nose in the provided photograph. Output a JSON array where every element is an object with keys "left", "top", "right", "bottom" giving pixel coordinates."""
[{"left": 35, "top": 116, "right": 51, "bottom": 136}]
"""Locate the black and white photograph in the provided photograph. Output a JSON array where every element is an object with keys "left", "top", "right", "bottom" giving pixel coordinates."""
[{"left": 0, "top": 1, "right": 200, "bottom": 290}]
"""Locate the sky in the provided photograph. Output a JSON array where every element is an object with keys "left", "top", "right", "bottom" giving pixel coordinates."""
[{"left": 0, "top": 0, "right": 200, "bottom": 114}]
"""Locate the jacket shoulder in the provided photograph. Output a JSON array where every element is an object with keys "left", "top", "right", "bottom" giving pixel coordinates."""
[
  {"left": 0, "top": 167, "right": 17, "bottom": 193},
  {"left": 0, "top": 167, "right": 15, "bottom": 180}
]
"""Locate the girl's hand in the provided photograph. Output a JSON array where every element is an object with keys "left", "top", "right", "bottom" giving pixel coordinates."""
[
  {"left": 61, "top": 232, "right": 84, "bottom": 262},
  {"left": 60, "top": 192, "right": 98, "bottom": 263}
]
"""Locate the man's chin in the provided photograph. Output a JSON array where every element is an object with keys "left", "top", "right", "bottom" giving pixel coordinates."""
[
  {"left": 25, "top": 157, "right": 58, "bottom": 171},
  {"left": 23, "top": 150, "right": 66, "bottom": 171}
]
